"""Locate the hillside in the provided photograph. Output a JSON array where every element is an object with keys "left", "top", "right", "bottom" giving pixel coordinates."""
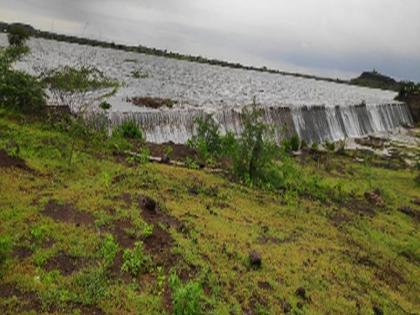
[
  {"left": 350, "top": 71, "right": 400, "bottom": 91},
  {"left": 0, "top": 109, "right": 419, "bottom": 314}
]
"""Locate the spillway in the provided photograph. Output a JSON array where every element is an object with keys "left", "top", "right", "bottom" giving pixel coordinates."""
[{"left": 0, "top": 34, "right": 413, "bottom": 144}]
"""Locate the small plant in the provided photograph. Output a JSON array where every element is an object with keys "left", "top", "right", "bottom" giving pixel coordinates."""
[
  {"left": 185, "top": 157, "right": 200, "bottom": 170},
  {"left": 325, "top": 140, "right": 335, "bottom": 152},
  {"left": 99, "top": 101, "right": 111, "bottom": 111},
  {"left": 121, "top": 241, "right": 151, "bottom": 277},
  {"left": 156, "top": 266, "right": 166, "bottom": 296},
  {"left": 114, "top": 120, "right": 144, "bottom": 140},
  {"left": 131, "top": 69, "right": 148, "bottom": 79},
  {"left": 169, "top": 273, "right": 205, "bottom": 315},
  {"left": 0, "top": 236, "right": 12, "bottom": 265},
  {"left": 188, "top": 115, "right": 224, "bottom": 163},
  {"left": 99, "top": 234, "right": 119, "bottom": 269},
  {"left": 289, "top": 134, "right": 301, "bottom": 152},
  {"left": 142, "top": 223, "right": 154, "bottom": 238}
]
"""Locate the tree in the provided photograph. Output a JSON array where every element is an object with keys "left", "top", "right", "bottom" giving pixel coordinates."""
[{"left": 7, "top": 25, "right": 31, "bottom": 47}]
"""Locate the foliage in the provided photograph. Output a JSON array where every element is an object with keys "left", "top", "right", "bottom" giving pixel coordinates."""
[
  {"left": 0, "top": 47, "right": 46, "bottom": 114},
  {"left": 188, "top": 115, "right": 224, "bottom": 163},
  {"left": 169, "top": 273, "right": 205, "bottom": 315},
  {"left": 99, "top": 101, "right": 111, "bottom": 111},
  {"left": 99, "top": 234, "right": 119, "bottom": 269},
  {"left": 42, "top": 65, "right": 118, "bottom": 112},
  {"left": 121, "top": 241, "right": 151, "bottom": 276},
  {"left": 7, "top": 25, "right": 31, "bottom": 47},
  {"left": 113, "top": 120, "right": 144, "bottom": 140},
  {"left": 231, "top": 102, "right": 279, "bottom": 186},
  {"left": 283, "top": 134, "right": 300, "bottom": 152}
]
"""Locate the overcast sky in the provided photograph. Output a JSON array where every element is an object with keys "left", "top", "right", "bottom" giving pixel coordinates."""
[{"left": 1, "top": 0, "right": 419, "bottom": 81}]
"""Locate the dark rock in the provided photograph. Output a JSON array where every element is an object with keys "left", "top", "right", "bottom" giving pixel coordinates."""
[
  {"left": 399, "top": 207, "right": 418, "bottom": 219},
  {"left": 373, "top": 306, "right": 384, "bottom": 315},
  {"left": 282, "top": 301, "right": 292, "bottom": 313},
  {"left": 249, "top": 250, "right": 262, "bottom": 269},
  {"left": 295, "top": 287, "right": 306, "bottom": 299},
  {"left": 161, "top": 154, "right": 171, "bottom": 164}
]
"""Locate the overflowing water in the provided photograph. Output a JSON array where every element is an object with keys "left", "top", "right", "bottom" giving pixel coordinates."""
[{"left": 0, "top": 34, "right": 413, "bottom": 143}]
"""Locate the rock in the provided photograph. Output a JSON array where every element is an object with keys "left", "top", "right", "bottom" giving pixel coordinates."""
[
  {"left": 364, "top": 190, "right": 384, "bottom": 206},
  {"left": 399, "top": 207, "right": 417, "bottom": 218},
  {"left": 161, "top": 154, "right": 171, "bottom": 164},
  {"left": 412, "top": 198, "right": 420, "bottom": 206},
  {"left": 373, "top": 306, "right": 384, "bottom": 315},
  {"left": 249, "top": 250, "right": 262, "bottom": 269},
  {"left": 295, "top": 287, "right": 306, "bottom": 299},
  {"left": 282, "top": 301, "right": 292, "bottom": 313}
]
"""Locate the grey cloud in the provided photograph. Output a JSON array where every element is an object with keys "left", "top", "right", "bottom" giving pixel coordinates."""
[{"left": 0, "top": 0, "right": 419, "bottom": 80}]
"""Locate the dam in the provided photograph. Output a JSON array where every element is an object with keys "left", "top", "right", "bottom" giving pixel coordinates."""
[{"left": 1, "top": 34, "right": 413, "bottom": 144}]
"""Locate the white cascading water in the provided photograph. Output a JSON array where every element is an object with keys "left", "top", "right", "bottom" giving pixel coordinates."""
[{"left": 0, "top": 34, "right": 414, "bottom": 144}]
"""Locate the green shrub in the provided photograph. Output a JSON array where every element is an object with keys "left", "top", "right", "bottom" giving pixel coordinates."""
[
  {"left": 169, "top": 273, "right": 205, "bottom": 315},
  {"left": 113, "top": 120, "right": 144, "bottom": 140},
  {"left": 232, "top": 103, "right": 279, "bottom": 186},
  {"left": 188, "top": 115, "right": 224, "bottom": 163},
  {"left": 0, "top": 47, "right": 46, "bottom": 114},
  {"left": 99, "top": 234, "right": 118, "bottom": 269},
  {"left": 7, "top": 25, "right": 30, "bottom": 47},
  {"left": 290, "top": 134, "right": 301, "bottom": 151},
  {"left": 121, "top": 241, "right": 151, "bottom": 276},
  {"left": 42, "top": 65, "right": 118, "bottom": 112}
]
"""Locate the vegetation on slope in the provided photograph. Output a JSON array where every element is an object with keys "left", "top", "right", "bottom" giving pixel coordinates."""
[{"left": 0, "top": 26, "right": 419, "bottom": 315}]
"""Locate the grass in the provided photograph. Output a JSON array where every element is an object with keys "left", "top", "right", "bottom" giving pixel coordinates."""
[{"left": 0, "top": 109, "right": 419, "bottom": 314}]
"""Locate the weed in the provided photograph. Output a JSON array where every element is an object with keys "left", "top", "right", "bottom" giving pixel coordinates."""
[
  {"left": 113, "top": 120, "right": 144, "bottom": 140},
  {"left": 99, "top": 234, "right": 119, "bottom": 270},
  {"left": 121, "top": 241, "right": 151, "bottom": 276},
  {"left": 169, "top": 273, "right": 205, "bottom": 315}
]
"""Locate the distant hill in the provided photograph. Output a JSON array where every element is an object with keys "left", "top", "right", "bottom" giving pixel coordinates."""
[{"left": 350, "top": 71, "right": 400, "bottom": 91}]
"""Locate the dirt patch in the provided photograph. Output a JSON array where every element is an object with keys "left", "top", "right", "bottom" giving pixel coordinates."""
[
  {"left": 44, "top": 251, "right": 85, "bottom": 276},
  {"left": 138, "top": 195, "right": 183, "bottom": 230},
  {"left": 329, "top": 210, "right": 352, "bottom": 226},
  {"left": 364, "top": 190, "right": 384, "bottom": 207},
  {"left": 0, "top": 149, "right": 32, "bottom": 171},
  {"left": 127, "top": 97, "right": 176, "bottom": 109},
  {"left": 70, "top": 304, "right": 104, "bottom": 315},
  {"left": 42, "top": 200, "right": 95, "bottom": 227},
  {"left": 257, "top": 281, "right": 273, "bottom": 291},
  {"left": 12, "top": 246, "right": 32, "bottom": 260},
  {"left": 146, "top": 142, "right": 198, "bottom": 162},
  {"left": 342, "top": 197, "right": 376, "bottom": 217},
  {"left": 399, "top": 207, "right": 420, "bottom": 221},
  {"left": 107, "top": 219, "right": 136, "bottom": 248},
  {"left": 0, "top": 283, "right": 41, "bottom": 312}
]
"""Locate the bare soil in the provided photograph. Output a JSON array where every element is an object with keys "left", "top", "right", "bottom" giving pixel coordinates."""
[
  {"left": 0, "top": 150, "right": 32, "bottom": 171},
  {"left": 42, "top": 200, "right": 95, "bottom": 227},
  {"left": 44, "top": 251, "right": 86, "bottom": 276}
]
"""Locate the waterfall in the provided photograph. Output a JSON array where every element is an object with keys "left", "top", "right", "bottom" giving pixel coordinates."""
[{"left": 109, "top": 102, "right": 414, "bottom": 144}]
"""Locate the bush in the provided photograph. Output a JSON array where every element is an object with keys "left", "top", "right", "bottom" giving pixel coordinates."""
[
  {"left": 0, "top": 47, "right": 46, "bottom": 114},
  {"left": 113, "top": 120, "right": 144, "bottom": 140},
  {"left": 188, "top": 115, "right": 224, "bottom": 163},
  {"left": 232, "top": 103, "right": 279, "bottom": 186},
  {"left": 42, "top": 65, "right": 118, "bottom": 112},
  {"left": 169, "top": 273, "right": 205, "bottom": 315},
  {"left": 121, "top": 241, "right": 151, "bottom": 276},
  {"left": 7, "top": 25, "right": 30, "bottom": 47}
]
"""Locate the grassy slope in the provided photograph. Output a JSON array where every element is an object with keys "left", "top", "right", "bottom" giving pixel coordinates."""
[{"left": 0, "top": 111, "right": 419, "bottom": 315}]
